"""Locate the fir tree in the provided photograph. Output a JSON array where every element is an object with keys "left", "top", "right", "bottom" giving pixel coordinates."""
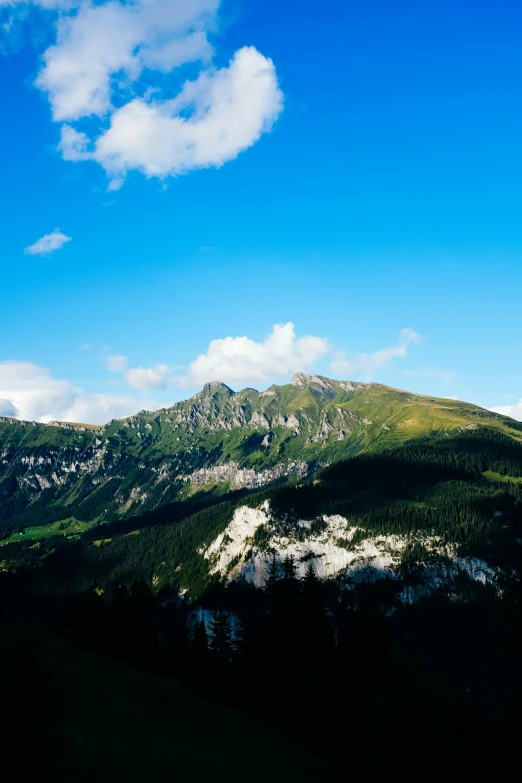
[
  {"left": 282, "top": 554, "right": 297, "bottom": 580},
  {"left": 208, "top": 610, "right": 234, "bottom": 665},
  {"left": 266, "top": 553, "right": 281, "bottom": 591}
]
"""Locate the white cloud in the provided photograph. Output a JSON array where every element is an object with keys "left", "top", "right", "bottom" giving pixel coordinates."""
[
  {"left": 62, "top": 392, "right": 154, "bottom": 424},
  {"left": 403, "top": 368, "right": 455, "bottom": 385},
  {"left": 175, "top": 322, "right": 331, "bottom": 388},
  {"left": 490, "top": 401, "right": 522, "bottom": 422},
  {"left": 24, "top": 230, "right": 71, "bottom": 255},
  {"left": 0, "top": 398, "right": 18, "bottom": 417},
  {"left": 330, "top": 328, "right": 422, "bottom": 380},
  {"left": 36, "top": 0, "right": 218, "bottom": 121},
  {"left": 124, "top": 364, "right": 174, "bottom": 390},
  {"left": 60, "top": 45, "right": 283, "bottom": 182},
  {"left": 106, "top": 354, "right": 127, "bottom": 372},
  {"left": 0, "top": 361, "right": 79, "bottom": 422},
  {"left": 58, "top": 125, "right": 90, "bottom": 160},
  {"left": 3, "top": 0, "right": 283, "bottom": 186},
  {"left": 0, "top": 360, "right": 155, "bottom": 424}
]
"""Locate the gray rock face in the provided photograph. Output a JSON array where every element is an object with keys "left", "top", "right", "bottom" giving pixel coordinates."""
[
  {"left": 185, "top": 460, "right": 310, "bottom": 490},
  {"left": 291, "top": 372, "right": 312, "bottom": 388},
  {"left": 202, "top": 503, "right": 501, "bottom": 600}
]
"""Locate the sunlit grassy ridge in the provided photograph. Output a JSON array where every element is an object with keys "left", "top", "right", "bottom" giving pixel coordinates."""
[{"left": 339, "top": 384, "right": 520, "bottom": 440}]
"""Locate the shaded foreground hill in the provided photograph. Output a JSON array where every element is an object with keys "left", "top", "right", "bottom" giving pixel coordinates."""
[{"left": 0, "top": 622, "right": 331, "bottom": 782}]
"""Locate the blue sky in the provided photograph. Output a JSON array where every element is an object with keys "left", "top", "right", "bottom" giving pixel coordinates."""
[{"left": 1, "top": 0, "right": 522, "bottom": 423}]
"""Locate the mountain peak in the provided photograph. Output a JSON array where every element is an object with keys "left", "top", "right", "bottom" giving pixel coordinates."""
[
  {"left": 290, "top": 372, "right": 339, "bottom": 390},
  {"left": 201, "top": 381, "right": 235, "bottom": 397},
  {"left": 291, "top": 372, "right": 312, "bottom": 388}
]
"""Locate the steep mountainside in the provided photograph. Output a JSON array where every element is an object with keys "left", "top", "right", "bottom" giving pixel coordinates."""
[{"left": 1, "top": 373, "right": 520, "bottom": 535}]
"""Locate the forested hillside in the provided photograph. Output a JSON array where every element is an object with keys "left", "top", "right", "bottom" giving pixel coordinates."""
[{"left": 2, "top": 424, "right": 522, "bottom": 598}]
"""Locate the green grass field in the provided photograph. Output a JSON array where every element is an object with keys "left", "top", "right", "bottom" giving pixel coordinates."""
[{"left": 1, "top": 517, "right": 93, "bottom": 544}]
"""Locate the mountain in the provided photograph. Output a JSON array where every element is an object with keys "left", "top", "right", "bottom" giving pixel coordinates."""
[
  {"left": 1, "top": 372, "right": 522, "bottom": 604},
  {"left": 1, "top": 372, "right": 520, "bottom": 538}
]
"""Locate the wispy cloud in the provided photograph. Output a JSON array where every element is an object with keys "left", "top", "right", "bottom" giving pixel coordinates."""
[
  {"left": 124, "top": 364, "right": 174, "bottom": 390},
  {"left": 106, "top": 355, "right": 128, "bottom": 372},
  {"left": 24, "top": 230, "right": 71, "bottom": 256},
  {"left": 403, "top": 368, "right": 455, "bottom": 386},
  {"left": 330, "top": 328, "right": 422, "bottom": 380}
]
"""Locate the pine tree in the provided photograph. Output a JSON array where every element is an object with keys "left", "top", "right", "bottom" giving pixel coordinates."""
[
  {"left": 266, "top": 553, "right": 281, "bottom": 590},
  {"left": 282, "top": 554, "right": 297, "bottom": 580},
  {"left": 208, "top": 610, "right": 234, "bottom": 665},
  {"left": 281, "top": 554, "right": 301, "bottom": 610},
  {"left": 265, "top": 553, "right": 283, "bottom": 618},
  {"left": 302, "top": 560, "right": 319, "bottom": 594}
]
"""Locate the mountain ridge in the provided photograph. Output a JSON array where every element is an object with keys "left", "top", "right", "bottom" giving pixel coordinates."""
[
  {"left": 1, "top": 374, "right": 521, "bottom": 537},
  {"left": 0, "top": 372, "right": 518, "bottom": 431}
]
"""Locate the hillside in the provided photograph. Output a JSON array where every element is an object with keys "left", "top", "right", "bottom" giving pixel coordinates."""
[
  {"left": 1, "top": 373, "right": 520, "bottom": 538},
  {"left": 0, "top": 623, "right": 330, "bottom": 782}
]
